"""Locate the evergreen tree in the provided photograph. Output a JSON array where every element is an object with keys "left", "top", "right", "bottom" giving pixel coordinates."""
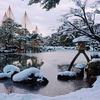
[
  {"left": 28, "top": 0, "right": 60, "bottom": 10},
  {"left": 0, "top": 18, "right": 21, "bottom": 49}
]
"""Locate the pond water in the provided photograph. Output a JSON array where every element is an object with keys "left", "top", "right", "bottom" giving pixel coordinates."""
[{"left": 0, "top": 50, "right": 91, "bottom": 97}]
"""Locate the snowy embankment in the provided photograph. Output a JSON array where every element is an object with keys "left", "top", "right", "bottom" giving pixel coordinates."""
[
  {"left": 0, "top": 76, "right": 100, "bottom": 100},
  {"left": 41, "top": 46, "right": 76, "bottom": 52}
]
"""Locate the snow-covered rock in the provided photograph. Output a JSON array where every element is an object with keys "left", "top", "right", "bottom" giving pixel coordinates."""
[
  {"left": 73, "top": 64, "right": 86, "bottom": 79},
  {"left": 74, "top": 64, "right": 86, "bottom": 69},
  {"left": 3, "top": 65, "right": 20, "bottom": 78},
  {"left": 87, "top": 58, "right": 100, "bottom": 85},
  {"left": 91, "top": 53, "right": 100, "bottom": 59},
  {"left": 3, "top": 65, "right": 20, "bottom": 73},
  {"left": 0, "top": 65, "right": 20, "bottom": 79},
  {"left": 89, "top": 58, "right": 100, "bottom": 63},
  {"left": 57, "top": 71, "right": 76, "bottom": 80},
  {"left": 12, "top": 67, "right": 49, "bottom": 86},
  {"left": 0, "top": 73, "right": 10, "bottom": 79}
]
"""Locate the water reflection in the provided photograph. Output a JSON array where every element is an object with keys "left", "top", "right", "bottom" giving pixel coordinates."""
[
  {"left": 0, "top": 79, "right": 15, "bottom": 94},
  {"left": 0, "top": 51, "right": 90, "bottom": 97},
  {"left": 58, "top": 64, "right": 69, "bottom": 72},
  {"left": 0, "top": 53, "right": 43, "bottom": 72},
  {"left": 0, "top": 79, "right": 42, "bottom": 94},
  {"left": 57, "top": 64, "right": 76, "bottom": 73},
  {"left": 0, "top": 53, "right": 44, "bottom": 94}
]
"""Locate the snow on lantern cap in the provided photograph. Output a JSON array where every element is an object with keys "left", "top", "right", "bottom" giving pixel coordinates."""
[{"left": 73, "top": 36, "right": 89, "bottom": 43}]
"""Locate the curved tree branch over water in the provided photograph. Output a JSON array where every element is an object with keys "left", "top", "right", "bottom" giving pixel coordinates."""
[{"left": 24, "top": 0, "right": 100, "bottom": 43}]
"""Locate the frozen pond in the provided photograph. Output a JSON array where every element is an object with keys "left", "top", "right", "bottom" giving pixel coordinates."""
[{"left": 0, "top": 50, "right": 94, "bottom": 97}]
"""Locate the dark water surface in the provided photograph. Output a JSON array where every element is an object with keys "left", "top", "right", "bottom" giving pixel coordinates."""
[{"left": 0, "top": 50, "right": 90, "bottom": 97}]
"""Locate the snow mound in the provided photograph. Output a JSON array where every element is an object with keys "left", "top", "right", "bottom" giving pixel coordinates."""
[
  {"left": 3, "top": 65, "right": 20, "bottom": 74},
  {"left": 12, "top": 67, "right": 49, "bottom": 85},
  {"left": 13, "top": 67, "right": 43, "bottom": 82},
  {"left": 89, "top": 58, "right": 100, "bottom": 63},
  {"left": 0, "top": 73, "right": 10, "bottom": 79},
  {"left": 0, "top": 65, "right": 20, "bottom": 79},
  {"left": 91, "top": 52, "right": 100, "bottom": 59},
  {"left": 58, "top": 71, "right": 76, "bottom": 76},
  {"left": 58, "top": 71, "right": 76, "bottom": 80},
  {"left": 74, "top": 64, "right": 86, "bottom": 69}
]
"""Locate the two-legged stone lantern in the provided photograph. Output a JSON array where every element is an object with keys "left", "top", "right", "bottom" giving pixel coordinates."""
[{"left": 68, "top": 36, "right": 90, "bottom": 71}]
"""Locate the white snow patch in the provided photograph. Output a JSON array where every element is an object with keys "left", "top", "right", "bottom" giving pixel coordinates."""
[
  {"left": 3, "top": 65, "right": 20, "bottom": 73},
  {"left": 89, "top": 58, "right": 100, "bottom": 63},
  {"left": 74, "top": 64, "right": 86, "bottom": 69},
  {"left": 58, "top": 71, "right": 76, "bottom": 77},
  {"left": 93, "top": 76, "right": 100, "bottom": 88},
  {"left": 73, "top": 36, "right": 89, "bottom": 43},
  {"left": 0, "top": 73, "right": 10, "bottom": 78},
  {"left": 91, "top": 52, "right": 100, "bottom": 57},
  {"left": 12, "top": 67, "right": 44, "bottom": 82},
  {"left": 1, "top": 65, "right": 20, "bottom": 78}
]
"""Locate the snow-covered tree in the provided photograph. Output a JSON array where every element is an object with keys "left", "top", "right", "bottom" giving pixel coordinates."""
[
  {"left": 0, "top": 18, "right": 21, "bottom": 49},
  {"left": 60, "top": 0, "right": 100, "bottom": 42},
  {"left": 26, "top": 0, "right": 100, "bottom": 43}
]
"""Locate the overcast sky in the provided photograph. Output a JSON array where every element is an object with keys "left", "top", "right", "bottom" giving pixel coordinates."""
[
  {"left": 0, "top": 0, "right": 72, "bottom": 36},
  {"left": 0, "top": 0, "right": 98, "bottom": 37}
]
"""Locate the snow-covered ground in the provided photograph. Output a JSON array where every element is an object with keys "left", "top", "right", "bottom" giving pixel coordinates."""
[{"left": 0, "top": 49, "right": 100, "bottom": 100}]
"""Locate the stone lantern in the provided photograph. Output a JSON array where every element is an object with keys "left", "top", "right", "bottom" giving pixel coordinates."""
[
  {"left": 68, "top": 36, "right": 90, "bottom": 71},
  {"left": 77, "top": 42, "right": 86, "bottom": 50},
  {"left": 73, "top": 36, "right": 89, "bottom": 50}
]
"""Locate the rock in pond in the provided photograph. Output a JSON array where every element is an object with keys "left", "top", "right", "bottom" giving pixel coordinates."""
[
  {"left": 12, "top": 67, "right": 49, "bottom": 86},
  {"left": 57, "top": 71, "right": 76, "bottom": 80},
  {"left": 0, "top": 65, "right": 20, "bottom": 79}
]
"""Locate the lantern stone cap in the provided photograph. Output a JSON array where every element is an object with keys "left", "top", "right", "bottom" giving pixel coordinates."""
[{"left": 73, "top": 36, "right": 89, "bottom": 43}]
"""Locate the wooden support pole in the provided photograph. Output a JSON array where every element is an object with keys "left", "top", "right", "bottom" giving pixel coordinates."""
[
  {"left": 68, "top": 50, "right": 90, "bottom": 71},
  {"left": 68, "top": 51, "right": 80, "bottom": 71}
]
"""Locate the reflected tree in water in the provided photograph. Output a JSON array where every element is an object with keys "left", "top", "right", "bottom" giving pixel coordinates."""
[
  {"left": 58, "top": 64, "right": 75, "bottom": 72},
  {"left": 0, "top": 54, "right": 43, "bottom": 72}
]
